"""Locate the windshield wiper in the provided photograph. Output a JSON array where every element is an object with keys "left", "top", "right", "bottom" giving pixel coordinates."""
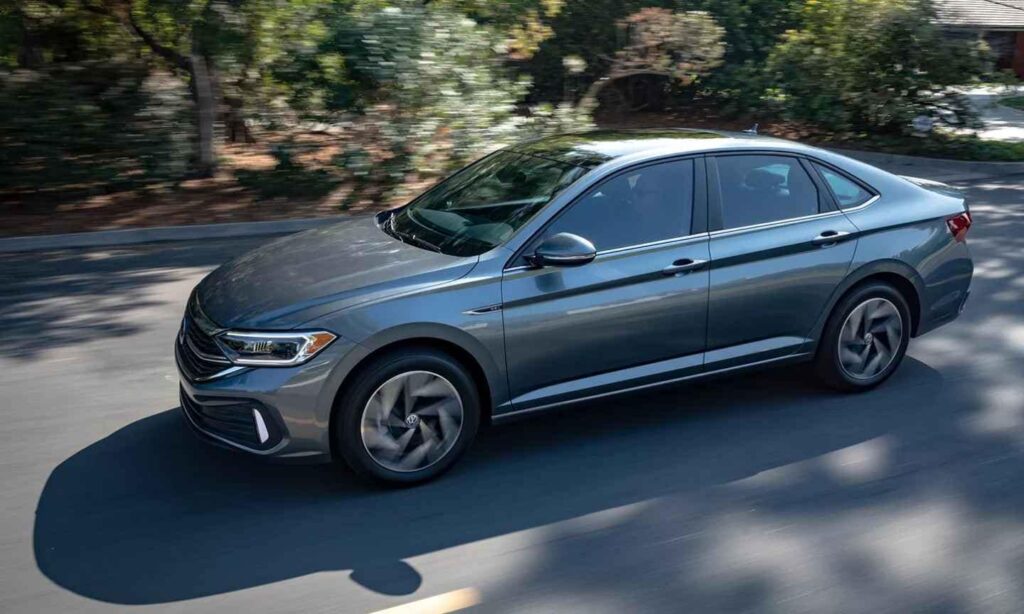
[
  {"left": 385, "top": 213, "right": 444, "bottom": 253},
  {"left": 401, "top": 232, "right": 444, "bottom": 253}
]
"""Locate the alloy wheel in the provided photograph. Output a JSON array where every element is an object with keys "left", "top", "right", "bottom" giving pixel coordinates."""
[
  {"left": 360, "top": 370, "right": 464, "bottom": 472},
  {"left": 837, "top": 297, "right": 903, "bottom": 380}
]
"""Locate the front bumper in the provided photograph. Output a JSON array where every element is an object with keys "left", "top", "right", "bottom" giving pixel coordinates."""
[{"left": 175, "top": 337, "right": 361, "bottom": 462}]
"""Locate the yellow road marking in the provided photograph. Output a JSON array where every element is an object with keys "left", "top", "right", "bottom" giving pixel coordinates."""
[{"left": 370, "top": 588, "right": 482, "bottom": 614}]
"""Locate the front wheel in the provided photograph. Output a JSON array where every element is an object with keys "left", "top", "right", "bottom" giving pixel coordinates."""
[
  {"left": 814, "top": 282, "right": 912, "bottom": 392},
  {"left": 334, "top": 348, "right": 480, "bottom": 485}
]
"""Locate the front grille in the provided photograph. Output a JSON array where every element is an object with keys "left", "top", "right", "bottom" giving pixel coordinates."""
[
  {"left": 181, "top": 388, "right": 277, "bottom": 448},
  {"left": 176, "top": 297, "right": 232, "bottom": 381}
]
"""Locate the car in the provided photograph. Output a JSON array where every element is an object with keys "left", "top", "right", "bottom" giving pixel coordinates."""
[{"left": 175, "top": 129, "right": 974, "bottom": 484}]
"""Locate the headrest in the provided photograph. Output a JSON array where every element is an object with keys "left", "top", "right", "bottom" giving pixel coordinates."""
[{"left": 744, "top": 168, "right": 785, "bottom": 190}]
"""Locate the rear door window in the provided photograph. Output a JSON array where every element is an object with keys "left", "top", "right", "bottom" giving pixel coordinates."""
[{"left": 714, "top": 155, "right": 820, "bottom": 230}]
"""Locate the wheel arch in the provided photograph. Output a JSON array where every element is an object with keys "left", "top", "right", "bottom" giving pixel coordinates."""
[
  {"left": 326, "top": 325, "right": 503, "bottom": 458},
  {"left": 810, "top": 260, "right": 925, "bottom": 347}
]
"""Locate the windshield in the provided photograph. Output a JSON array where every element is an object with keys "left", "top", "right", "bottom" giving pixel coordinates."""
[{"left": 384, "top": 150, "right": 592, "bottom": 257}]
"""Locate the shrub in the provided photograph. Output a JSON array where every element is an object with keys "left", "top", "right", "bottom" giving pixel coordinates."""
[
  {"left": 580, "top": 8, "right": 725, "bottom": 110},
  {"left": 0, "top": 62, "right": 192, "bottom": 201},
  {"left": 343, "top": 3, "right": 592, "bottom": 196},
  {"left": 766, "top": 0, "right": 988, "bottom": 135}
]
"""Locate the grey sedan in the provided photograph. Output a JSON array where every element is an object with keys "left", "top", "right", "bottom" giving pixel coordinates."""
[{"left": 175, "top": 129, "right": 974, "bottom": 484}]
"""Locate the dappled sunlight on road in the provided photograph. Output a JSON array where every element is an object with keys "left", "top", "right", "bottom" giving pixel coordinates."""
[
  {"left": 0, "top": 239, "right": 265, "bottom": 361},
  {"left": 6, "top": 175, "right": 1024, "bottom": 612}
]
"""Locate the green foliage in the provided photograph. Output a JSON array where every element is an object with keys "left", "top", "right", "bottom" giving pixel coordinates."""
[
  {"left": 767, "top": 0, "right": 989, "bottom": 134},
  {"left": 0, "top": 0, "right": 1012, "bottom": 215},
  {"left": 342, "top": 3, "right": 591, "bottom": 194},
  {"left": 580, "top": 8, "right": 724, "bottom": 109},
  {"left": 434, "top": 0, "right": 564, "bottom": 58},
  {"left": 682, "top": 0, "right": 804, "bottom": 110},
  {"left": 1000, "top": 96, "right": 1024, "bottom": 111},
  {"left": 837, "top": 133, "right": 1024, "bottom": 161},
  {"left": 0, "top": 62, "right": 192, "bottom": 197},
  {"left": 526, "top": 0, "right": 651, "bottom": 103}
]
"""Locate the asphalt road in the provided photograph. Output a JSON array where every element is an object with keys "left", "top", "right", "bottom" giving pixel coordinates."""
[{"left": 2, "top": 174, "right": 1023, "bottom": 613}]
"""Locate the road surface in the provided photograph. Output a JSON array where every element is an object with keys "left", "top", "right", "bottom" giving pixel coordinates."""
[{"left": 1, "top": 173, "right": 1023, "bottom": 613}]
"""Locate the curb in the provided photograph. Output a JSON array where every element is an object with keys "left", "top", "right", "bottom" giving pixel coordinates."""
[{"left": 0, "top": 216, "right": 346, "bottom": 254}]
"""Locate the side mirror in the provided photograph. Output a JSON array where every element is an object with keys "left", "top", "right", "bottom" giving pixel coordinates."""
[{"left": 529, "top": 232, "right": 597, "bottom": 267}]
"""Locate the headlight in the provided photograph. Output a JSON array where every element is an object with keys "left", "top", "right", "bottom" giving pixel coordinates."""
[{"left": 216, "top": 330, "right": 337, "bottom": 366}]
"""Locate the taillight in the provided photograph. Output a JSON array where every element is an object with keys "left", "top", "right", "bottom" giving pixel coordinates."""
[{"left": 946, "top": 211, "right": 972, "bottom": 242}]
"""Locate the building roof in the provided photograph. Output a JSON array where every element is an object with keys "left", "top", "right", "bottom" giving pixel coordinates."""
[{"left": 935, "top": 0, "right": 1024, "bottom": 29}]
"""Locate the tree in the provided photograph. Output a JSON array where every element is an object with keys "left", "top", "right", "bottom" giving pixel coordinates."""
[
  {"left": 682, "top": 0, "right": 804, "bottom": 110},
  {"left": 580, "top": 8, "right": 725, "bottom": 111},
  {"left": 341, "top": 2, "right": 590, "bottom": 195},
  {"left": 767, "top": 0, "right": 988, "bottom": 134},
  {"left": 46, "top": 0, "right": 342, "bottom": 176},
  {"left": 432, "top": 0, "right": 565, "bottom": 59}
]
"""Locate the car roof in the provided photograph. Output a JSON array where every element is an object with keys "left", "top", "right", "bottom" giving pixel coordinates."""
[{"left": 509, "top": 128, "right": 817, "bottom": 167}]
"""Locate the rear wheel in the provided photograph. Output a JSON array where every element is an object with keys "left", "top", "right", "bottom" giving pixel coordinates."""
[
  {"left": 814, "top": 282, "right": 911, "bottom": 392},
  {"left": 334, "top": 348, "right": 480, "bottom": 485}
]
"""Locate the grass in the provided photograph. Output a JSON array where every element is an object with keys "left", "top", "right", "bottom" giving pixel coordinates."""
[{"left": 999, "top": 96, "right": 1024, "bottom": 111}]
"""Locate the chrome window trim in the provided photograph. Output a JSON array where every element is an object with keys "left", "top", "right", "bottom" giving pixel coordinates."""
[
  {"left": 709, "top": 210, "right": 845, "bottom": 238},
  {"left": 838, "top": 193, "right": 880, "bottom": 213},
  {"left": 503, "top": 232, "right": 709, "bottom": 274},
  {"left": 596, "top": 232, "right": 709, "bottom": 257},
  {"left": 598, "top": 232, "right": 708, "bottom": 256},
  {"left": 706, "top": 192, "right": 879, "bottom": 239},
  {"left": 707, "top": 193, "right": 879, "bottom": 238}
]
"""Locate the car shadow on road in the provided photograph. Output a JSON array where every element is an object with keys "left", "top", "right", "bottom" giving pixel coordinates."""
[{"left": 34, "top": 357, "right": 958, "bottom": 605}]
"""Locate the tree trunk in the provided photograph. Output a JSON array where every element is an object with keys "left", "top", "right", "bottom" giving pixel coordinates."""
[
  {"left": 16, "top": 11, "right": 44, "bottom": 68},
  {"left": 103, "top": 1, "right": 219, "bottom": 177},
  {"left": 190, "top": 53, "right": 217, "bottom": 177}
]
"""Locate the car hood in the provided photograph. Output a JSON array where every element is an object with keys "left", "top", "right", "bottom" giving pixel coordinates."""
[{"left": 197, "top": 215, "right": 476, "bottom": 329}]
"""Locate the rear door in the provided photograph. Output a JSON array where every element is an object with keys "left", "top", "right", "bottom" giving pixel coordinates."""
[
  {"left": 501, "top": 157, "right": 710, "bottom": 410},
  {"left": 705, "top": 153, "right": 859, "bottom": 369}
]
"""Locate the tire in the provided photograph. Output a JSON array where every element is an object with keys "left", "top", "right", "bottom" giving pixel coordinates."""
[
  {"left": 334, "top": 348, "right": 480, "bottom": 485},
  {"left": 814, "top": 282, "right": 912, "bottom": 392}
]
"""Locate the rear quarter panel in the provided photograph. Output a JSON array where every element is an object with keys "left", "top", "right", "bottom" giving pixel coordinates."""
[{"left": 813, "top": 166, "right": 973, "bottom": 341}]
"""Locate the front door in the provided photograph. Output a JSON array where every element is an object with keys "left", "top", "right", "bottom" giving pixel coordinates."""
[
  {"left": 705, "top": 153, "right": 859, "bottom": 368},
  {"left": 501, "top": 157, "right": 710, "bottom": 411}
]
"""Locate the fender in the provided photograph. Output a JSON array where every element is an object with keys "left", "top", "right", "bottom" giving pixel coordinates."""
[
  {"left": 318, "top": 322, "right": 509, "bottom": 427},
  {"left": 805, "top": 259, "right": 926, "bottom": 352}
]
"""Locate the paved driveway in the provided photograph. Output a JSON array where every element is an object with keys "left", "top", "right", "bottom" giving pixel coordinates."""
[
  {"left": 1, "top": 173, "right": 1023, "bottom": 613},
  {"left": 963, "top": 85, "right": 1024, "bottom": 142}
]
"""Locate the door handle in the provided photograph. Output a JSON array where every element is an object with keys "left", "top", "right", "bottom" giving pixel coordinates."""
[
  {"left": 811, "top": 230, "right": 852, "bottom": 246},
  {"left": 662, "top": 258, "right": 708, "bottom": 276}
]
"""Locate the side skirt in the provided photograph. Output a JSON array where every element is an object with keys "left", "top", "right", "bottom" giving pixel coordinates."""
[{"left": 491, "top": 352, "right": 813, "bottom": 425}]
